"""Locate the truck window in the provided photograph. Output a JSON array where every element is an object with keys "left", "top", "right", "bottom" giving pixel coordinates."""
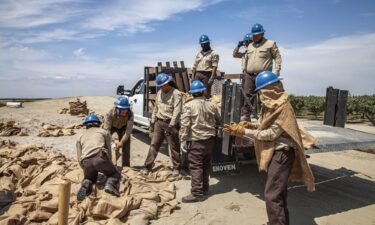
[{"left": 134, "top": 82, "right": 143, "bottom": 94}]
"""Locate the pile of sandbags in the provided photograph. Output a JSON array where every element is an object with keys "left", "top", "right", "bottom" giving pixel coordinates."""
[
  {"left": 0, "top": 143, "right": 178, "bottom": 225},
  {"left": 0, "top": 121, "right": 28, "bottom": 137},
  {"left": 69, "top": 98, "right": 89, "bottom": 116},
  {"left": 37, "top": 123, "right": 75, "bottom": 137},
  {"left": 58, "top": 108, "right": 69, "bottom": 114}
]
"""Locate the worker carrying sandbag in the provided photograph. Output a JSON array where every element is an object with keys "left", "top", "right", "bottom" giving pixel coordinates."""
[
  {"left": 103, "top": 96, "right": 134, "bottom": 167},
  {"left": 76, "top": 114, "right": 121, "bottom": 202},
  {"left": 180, "top": 80, "right": 221, "bottom": 203},
  {"left": 223, "top": 71, "right": 315, "bottom": 225}
]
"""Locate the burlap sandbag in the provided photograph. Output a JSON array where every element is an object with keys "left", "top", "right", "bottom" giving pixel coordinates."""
[{"left": 254, "top": 83, "right": 315, "bottom": 192}]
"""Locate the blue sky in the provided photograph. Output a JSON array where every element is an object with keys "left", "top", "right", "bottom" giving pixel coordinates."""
[{"left": 0, "top": 0, "right": 374, "bottom": 98}]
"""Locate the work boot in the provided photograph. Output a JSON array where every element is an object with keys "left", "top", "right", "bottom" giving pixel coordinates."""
[
  {"left": 171, "top": 169, "right": 180, "bottom": 177},
  {"left": 104, "top": 183, "right": 120, "bottom": 197},
  {"left": 77, "top": 179, "right": 93, "bottom": 202},
  {"left": 181, "top": 194, "right": 206, "bottom": 203}
]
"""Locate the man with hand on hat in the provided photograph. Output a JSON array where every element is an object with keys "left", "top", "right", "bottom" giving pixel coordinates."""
[
  {"left": 104, "top": 96, "right": 134, "bottom": 167},
  {"left": 223, "top": 71, "right": 314, "bottom": 225},
  {"left": 143, "top": 73, "right": 182, "bottom": 177},
  {"left": 76, "top": 114, "right": 121, "bottom": 202}
]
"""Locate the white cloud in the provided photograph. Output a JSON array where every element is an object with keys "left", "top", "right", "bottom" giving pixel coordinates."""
[
  {"left": 73, "top": 48, "right": 86, "bottom": 57},
  {"left": 0, "top": 0, "right": 224, "bottom": 44}
]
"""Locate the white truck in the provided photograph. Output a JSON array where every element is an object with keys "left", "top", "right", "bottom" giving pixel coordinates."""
[{"left": 119, "top": 62, "right": 254, "bottom": 175}]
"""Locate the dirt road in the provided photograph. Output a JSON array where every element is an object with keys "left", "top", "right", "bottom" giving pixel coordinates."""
[{"left": 1, "top": 97, "right": 374, "bottom": 225}]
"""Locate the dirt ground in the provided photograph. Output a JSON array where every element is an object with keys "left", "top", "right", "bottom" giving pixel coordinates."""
[{"left": 1, "top": 97, "right": 375, "bottom": 225}]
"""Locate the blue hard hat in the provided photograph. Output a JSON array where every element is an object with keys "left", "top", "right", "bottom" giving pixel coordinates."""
[
  {"left": 114, "top": 96, "right": 130, "bottom": 109},
  {"left": 83, "top": 114, "right": 101, "bottom": 125},
  {"left": 189, "top": 80, "right": 206, "bottom": 94},
  {"left": 199, "top": 34, "right": 210, "bottom": 44},
  {"left": 156, "top": 73, "right": 173, "bottom": 88},
  {"left": 243, "top": 33, "right": 252, "bottom": 41},
  {"left": 251, "top": 23, "right": 265, "bottom": 35},
  {"left": 255, "top": 71, "right": 283, "bottom": 91}
]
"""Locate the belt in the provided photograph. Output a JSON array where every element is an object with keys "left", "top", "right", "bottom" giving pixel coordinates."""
[
  {"left": 244, "top": 72, "right": 258, "bottom": 76},
  {"left": 156, "top": 117, "right": 171, "bottom": 124}
]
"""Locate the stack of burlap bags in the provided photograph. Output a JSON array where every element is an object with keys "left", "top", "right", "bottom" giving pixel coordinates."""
[
  {"left": 0, "top": 121, "right": 28, "bottom": 137},
  {"left": 69, "top": 98, "right": 89, "bottom": 116},
  {"left": 0, "top": 143, "right": 178, "bottom": 225},
  {"left": 37, "top": 123, "right": 76, "bottom": 137}
]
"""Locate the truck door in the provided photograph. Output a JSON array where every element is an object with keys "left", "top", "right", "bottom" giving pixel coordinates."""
[{"left": 129, "top": 80, "right": 150, "bottom": 127}]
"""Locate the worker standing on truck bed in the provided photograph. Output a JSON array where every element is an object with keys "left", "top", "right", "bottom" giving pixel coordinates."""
[
  {"left": 76, "top": 114, "right": 121, "bottom": 202},
  {"left": 179, "top": 80, "right": 221, "bottom": 203},
  {"left": 233, "top": 32, "right": 252, "bottom": 73},
  {"left": 223, "top": 71, "right": 315, "bottom": 225},
  {"left": 103, "top": 96, "right": 134, "bottom": 167},
  {"left": 241, "top": 23, "right": 282, "bottom": 121},
  {"left": 143, "top": 73, "right": 183, "bottom": 177},
  {"left": 192, "top": 34, "right": 219, "bottom": 98}
]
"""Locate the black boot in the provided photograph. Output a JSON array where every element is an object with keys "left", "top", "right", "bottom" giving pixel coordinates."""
[
  {"left": 104, "top": 183, "right": 120, "bottom": 197},
  {"left": 182, "top": 194, "right": 206, "bottom": 203},
  {"left": 77, "top": 179, "right": 93, "bottom": 202}
]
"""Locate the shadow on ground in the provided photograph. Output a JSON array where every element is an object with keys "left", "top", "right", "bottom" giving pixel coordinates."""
[{"left": 209, "top": 164, "right": 375, "bottom": 225}]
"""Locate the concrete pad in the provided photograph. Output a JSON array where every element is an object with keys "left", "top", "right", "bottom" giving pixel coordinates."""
[{"left": 299, "top": 120, "right": 375, "bottom": 153}]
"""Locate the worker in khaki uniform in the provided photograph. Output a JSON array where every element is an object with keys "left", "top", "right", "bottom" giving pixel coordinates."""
[
  {"left": 192, "top": 34, "right": 219, "bottom": 98},
  {"left": 223, "top": 71, "right": 315, "bottom": 225},
  {"left": 241, "top": 23, "right": 282, "bottom": 121},
  {"left": 103, "top": 96, "right": 134, "bottom": 167},
  {"left": 143, "top": 73, "right": 182, "bottom": 176},
  {"left": 180, "top": 80, "right": 221, "bottom": 203},
  {"left": 76, "top": 114, "right": 121, "bottom": 202},
  {"left": 233, "top": 32, "right": 253, "bottom": 73}
]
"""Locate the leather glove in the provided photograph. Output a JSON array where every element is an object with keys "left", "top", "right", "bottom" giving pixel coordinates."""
[
  {"left": 165, "top": 125, "right": 174, "bottom": 137},
  {"left": 238, "top": 121, "right": 258, "bottom": 129},
  {"left": 275, "top": 70, "right": 280, "bottom": 76},
  {"left": 223, "top": 124, "right": 245, "bottom": 136},
  {"left": 237, "top": 41, "right": 244, "bottom": 47},
  {"left": 180, "top": 141, "right": 188, "bottom": 153}
]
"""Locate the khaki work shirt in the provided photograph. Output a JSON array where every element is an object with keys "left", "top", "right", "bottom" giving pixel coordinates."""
[
  {"left": 244, "top": 39, "right": 282, "bottom": 75},
  {"left": 193, "top": 49, "right": 219, "bottom": 72},
  {"left": 103, "top": 107, "right": 134, "bottom": 143},
  {"left": 244, "top": 124, "right": 295, "bottom": 150},
  {"left": 151, "top": 88, "right": 182, "bottom": 126},
  {"left": 76, "top": 127, "right": 111, "bottom": 163},
  {"left": 180, "top": 97, "right": 221, "bottom": 142}
]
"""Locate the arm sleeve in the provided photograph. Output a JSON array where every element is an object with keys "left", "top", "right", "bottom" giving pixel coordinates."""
[
  {"left": 151, "top": 92, "right": 159, "bottom": 123},
  {"left": 272, "top": 42, "right": 282, "bottom": 75},
  {"left": 103, "top": 112, "right": 112, "bottom": 131},
  {"left": 170, "top": 92, "right": 182, "bottom": 126},
  {"left": 121, "top": 118, "right": 134, "bottom": 143},
  {"left": 244, "top": 124, "right": 284, "bottom": 141},
  {"left": 211, "top": 52, "right": 219, "bottom": 67},
  {"left": 192, "top": 53, "right": 200, "bottom": 69},
  {"left": 179, "top": 106, "right": 191, "bottom": 142},
  {"left": 104, "top": 130, "right": 112, "bottom": 159},
  {"left": 213, "top": 103, "right": 221, "bottom": 124},
  {"left": 233, "top": 46, "right": 245, "bottom": 58}
]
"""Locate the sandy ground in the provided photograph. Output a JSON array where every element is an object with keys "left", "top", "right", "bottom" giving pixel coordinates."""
[{"left": 1, "top": 97, "right": 375, "bottom": 225}]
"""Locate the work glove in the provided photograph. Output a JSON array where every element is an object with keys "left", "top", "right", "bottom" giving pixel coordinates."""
[
  {"left": 180, "top": 141, "right": 188, "bottom": 153},
  {"left": 165, "top": 125, "right": 174, "bottom": 137},
  {"left": 237, "top": 41, "right": 244, "bottom": 47},
  {"left": 238, "top": 121, "right": 258, "bottom": 129},
  {"left": 223, "top": 124, "right": 245, "bottom": 136},
  {"left": 208, "top": 76, "right": 216, "bottom": 85},
  {"left": 275, "top": 70, "right": 280, "bottom": 76},
  {"left": 148, "top": 123, "right": 154, "bottom": 138}
]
